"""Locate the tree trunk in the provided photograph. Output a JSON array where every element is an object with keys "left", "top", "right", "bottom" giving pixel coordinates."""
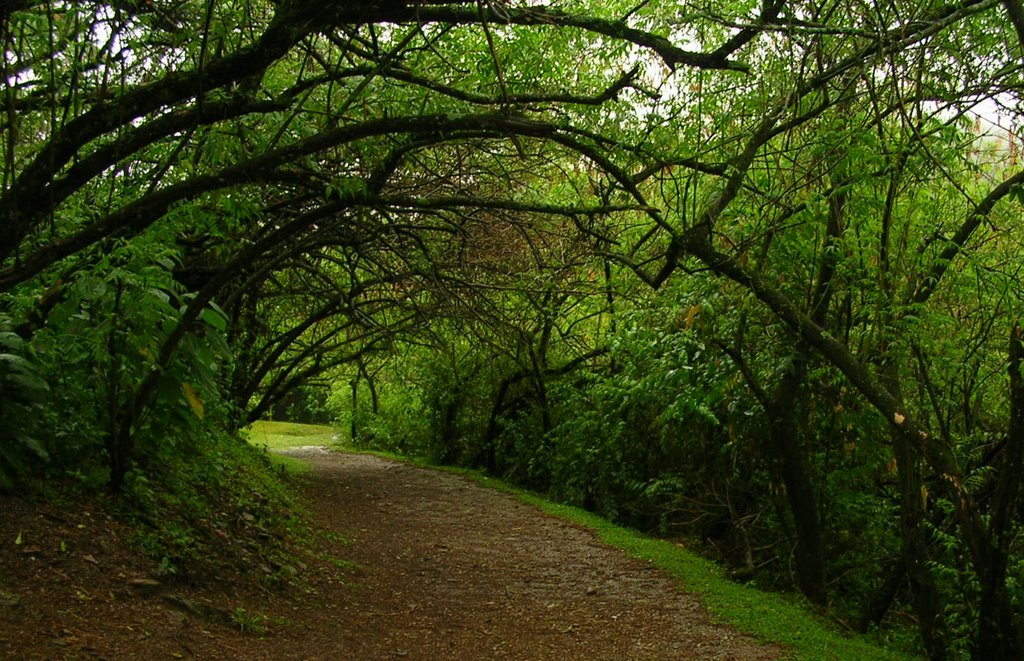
[
  {"left": 719, "top": 338, "right": 827, "bottom": 605},
  {"left": 767, "top": 360, "right": 827, "bottom": 606},
  {"left": 106, "top": 280, "right": 129, "bottom": 492},
  {"left": 759, "top": 152, "right": 846, "bottom": 607},
  {"left": 876, "top": 352, "right": 947, "bottom": 659},
  {"left": 892, "top": 424, "right": 946, "bottom": 659},
  {"left": 856, "top": 558, "right": 904, "bottom": 633},
  {"left": 482, "top": 377, "right": 513, "bottom": 473},
  {"left": 973, "top": 323, "right": 1024, "bottom": 659},
  {"left": 349, "top": 375, "right": 359, "bottom": 444}
]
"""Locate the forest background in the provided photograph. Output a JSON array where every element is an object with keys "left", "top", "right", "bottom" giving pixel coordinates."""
[{"left": 3, "top": 0, "right": 1024, "bottom": 657}]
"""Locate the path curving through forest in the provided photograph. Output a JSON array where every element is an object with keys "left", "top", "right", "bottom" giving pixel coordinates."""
[
  {"left": 282, "top": 448, "right": 785, "bottom": 660},
  {"left": 0, "top": 447, "right": 786, "bottom": 660}
]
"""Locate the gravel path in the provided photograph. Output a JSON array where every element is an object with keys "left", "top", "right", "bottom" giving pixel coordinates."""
[{"left": 282, "top": 449, "right": 786, "bottom": 660}]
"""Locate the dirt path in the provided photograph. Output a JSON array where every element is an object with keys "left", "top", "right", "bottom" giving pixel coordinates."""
[
  {"left": 280, "top": 449, "right": 784, "bottom": 660},
  {"left": 0, "top": 449, "right": 787, "bottom": 660}
]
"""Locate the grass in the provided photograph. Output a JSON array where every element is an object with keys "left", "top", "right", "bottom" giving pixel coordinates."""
[
  {"left": 230, "top": 606, "right": 269, "bottom": 634},
  {"left": 246, "top": 420, "right": 343, "bottom": 450},
  {"left": 245, "top": 421, "right": 345, "bottom": 474}
]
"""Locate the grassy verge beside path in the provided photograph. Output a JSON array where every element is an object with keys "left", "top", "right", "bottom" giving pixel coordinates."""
[{"left": 250, "top": 421, "right": 918, "bottom": 661}]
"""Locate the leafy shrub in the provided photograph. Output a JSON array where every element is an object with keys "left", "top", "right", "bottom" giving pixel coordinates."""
[
  {"left": 0, "top": 318, "right": 50, "bottom": 490},
  {"left": 10, "top": 241, "right": 233, "bottom": 487}
]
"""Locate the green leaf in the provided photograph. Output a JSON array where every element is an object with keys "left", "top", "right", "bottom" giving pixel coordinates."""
[
  {"left": 200, "top": 307, "right": 228, "bottom": 332},
  {"left": 12, "top": 431, "right": 50, "bottom": 460},
  {"left": 76, "top": 277, "right": 108, "bottom": 302},
  {"left": 155, "top": 256, "right": 177, "bottom": 271},
  {"left": 0, "top": 332, "right": 24, "bottom": 351},
  {"left": 326, "top": 177, "right": 367, "bottom": 200}
]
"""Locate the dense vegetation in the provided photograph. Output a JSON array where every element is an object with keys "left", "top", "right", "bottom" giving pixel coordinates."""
[{"left": 3, "top": 0, "right": 1024, "bottom": 657}]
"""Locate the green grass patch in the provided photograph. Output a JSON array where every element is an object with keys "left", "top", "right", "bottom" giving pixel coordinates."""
[
  {"left": 266, "top": 453, "right": 315, "bottom": 475},
  {"left": 246, "top": 420, "right": 343, "bottom": 451},
  {"left": 370, "top": 456, "right": 918, "bottom": 661},
  {"left": 246, "top": 421, "right": 344, "bottom": 475}
]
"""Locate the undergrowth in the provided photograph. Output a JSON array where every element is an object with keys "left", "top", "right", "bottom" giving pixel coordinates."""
[{"left": 116, "top": 427, "right": 308, "bottom": 583}]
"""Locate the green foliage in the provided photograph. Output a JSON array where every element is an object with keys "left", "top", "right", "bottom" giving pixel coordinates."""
[
  {"left": 0, "top": 318, "right": 50, "bottom": 489},
  {"left": 0, "top": 239, "right": 236, "bottom": 486},
  {"left": 268, "top": 386, "right": 332, "bottom": 425},
  {"left": 544, "top": 301, "right": 744, "bottom": 522},
  {"left": 346, "top": 380, "right": 435, "bottom": 456},
  {"left": 230, "top": 607, "right": 270, "bottom": 635}
]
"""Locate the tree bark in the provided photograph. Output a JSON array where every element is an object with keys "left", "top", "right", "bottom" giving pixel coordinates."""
[
  {"left": 893, "top": 423, "right": 945, "bottom": 658},
  {"left": 766, "top": 359, "right": 827, "bottom": 606},
  {"left": 973, "top": 323, "right": 1024, "bottom": 659},
  {"left": 349, "top": 374, "right": 360, "bottom": 445}
]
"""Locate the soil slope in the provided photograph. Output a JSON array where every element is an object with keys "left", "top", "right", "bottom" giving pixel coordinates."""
[{"left": 0, "top": 449, "right": 786, "bottom": 660}]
